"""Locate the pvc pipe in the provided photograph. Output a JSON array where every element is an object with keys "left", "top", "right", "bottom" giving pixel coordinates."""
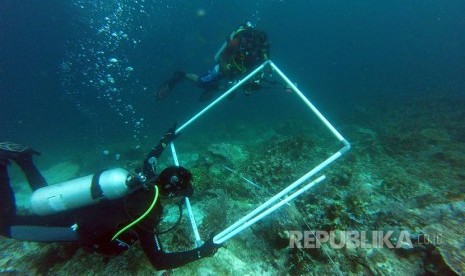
[
  {"left": 176, "top": 60, "right": 271, "bottom": 133},
  {"left": 214, "top": 150, "right": 343, "bottom": 243},
  {"left": 170, "top": 142, "right": 180, "bottom": 166},
  {"left": 340, "top": 140, "right": 351, "bottom": 155},
  {"left": 167, "top": 60, "right": 351, "bottom": 246},
  {"left": 169, "top": 142, "right": 201, "bottom": 247},
  {"left": 185, "top": 197, "right": 203, "bottom": 247},
  {"left": 214, "top": 175, "right": 326, "bottom": 244},
  {"left": 269, "top": 61, "right": 346, "bottom": 142}
]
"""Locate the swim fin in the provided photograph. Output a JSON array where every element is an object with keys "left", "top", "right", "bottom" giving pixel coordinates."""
[
  {"left": 0, "top": 142, "right": 40, "bottom": 162},
  {"left": 155, "top": 71, "right": 186, "bottom": 102}
]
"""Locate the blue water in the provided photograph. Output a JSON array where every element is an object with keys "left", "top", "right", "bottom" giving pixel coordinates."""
[{"left": 2, "top": 0, "right": 464, "bottom": 153}]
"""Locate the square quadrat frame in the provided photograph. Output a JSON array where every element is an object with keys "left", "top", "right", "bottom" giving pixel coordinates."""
[{"left": 167, "top": 60, "right": 351, "bottom": 246}]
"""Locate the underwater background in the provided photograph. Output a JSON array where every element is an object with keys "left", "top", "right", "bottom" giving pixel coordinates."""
[{"left": 1, "top": 0, "right": 464, "bottom": 275}]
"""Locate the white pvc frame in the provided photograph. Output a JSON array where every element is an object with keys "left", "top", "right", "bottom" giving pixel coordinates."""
[{"left": 169, "top": 60, "right": 350, "bottom": 246}]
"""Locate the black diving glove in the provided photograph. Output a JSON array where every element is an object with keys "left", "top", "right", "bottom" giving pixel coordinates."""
[
  {"left": 196, "top": 236, "right": 222, "bottom": 259},
  {"left": 159, "top": 122, "right": 179, "bottom": 146},
  {"left": 143, "top": 123, "right": 179, "bottom": 179}
]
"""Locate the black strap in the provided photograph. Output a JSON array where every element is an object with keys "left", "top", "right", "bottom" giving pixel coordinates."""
[{"left": 90, "top": 170, "right": 105, "bottom": 200}]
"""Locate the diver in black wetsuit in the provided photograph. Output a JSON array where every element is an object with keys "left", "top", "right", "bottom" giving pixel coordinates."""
[
  {"left": 0, "top": 125, "right": 220, "bottom": 271},
  {"left": 156, "top": 22, "right": 270, "bottom": 102}
]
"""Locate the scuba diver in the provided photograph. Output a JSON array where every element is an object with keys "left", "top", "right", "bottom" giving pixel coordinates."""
[
  {"left": 0, "top": 125, "right": 221, "bottom": 271},
  {"left": 156, "top": 22, "right": 270, "bottom": 102}
]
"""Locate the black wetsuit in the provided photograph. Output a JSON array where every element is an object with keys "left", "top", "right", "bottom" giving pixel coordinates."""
[{"left": 0, "top": 144, "right": 217, "bottom": 270}]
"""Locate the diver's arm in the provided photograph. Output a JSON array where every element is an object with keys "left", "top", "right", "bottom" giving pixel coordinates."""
[
  {"left": 142, "top": 123, "right": 178, "bottom": 179},
  {"left": 137, "top": 229, "right": 219, "bottom": 270}
]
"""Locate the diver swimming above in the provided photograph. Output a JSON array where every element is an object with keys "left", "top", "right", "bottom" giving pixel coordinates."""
[
  {"left": 156, "top": 22, "right": 270, "bottom": 102},
  {"left": 0, "top": 124, "right": 221, "bottom": 271}
]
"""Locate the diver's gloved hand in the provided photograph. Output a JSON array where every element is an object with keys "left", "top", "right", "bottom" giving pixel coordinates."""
[
  {"left": 143, "top": 123, "right": 179, "bottom": 179},
  {"left": 159, "top": 123, "right": 179, "bottom": 145},
  {"left": 196, "top": 235, "right": 222, "bottom": 259}
]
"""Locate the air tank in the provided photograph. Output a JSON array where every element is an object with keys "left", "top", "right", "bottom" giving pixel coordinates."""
[{"left": 31, "top": 168, "right": 130, "bottom": 216}]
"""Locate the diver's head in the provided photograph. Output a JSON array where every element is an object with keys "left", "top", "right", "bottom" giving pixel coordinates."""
[{"left": 155, "top": 166, "right": 193, "bottom": 198}]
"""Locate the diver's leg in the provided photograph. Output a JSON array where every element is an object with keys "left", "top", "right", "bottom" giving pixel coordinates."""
[
  {"left": 0, "top": 142, "right": 47, "bottom": 190},
  {"left": 0, "top": 162, "right": 16, "bottom": 236},
  {"left": 185, "top": 73, "right": 199, "bottom": 83},
  {"left": 1, "top": 153, "right": 76, "bottom": 241},
  {"left": 14, "top": 158, "right": 47, "bottom": 191}
]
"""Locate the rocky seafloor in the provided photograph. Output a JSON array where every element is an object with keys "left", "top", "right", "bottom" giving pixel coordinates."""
[{"left": 1, "top": 94, "right": 464, "bottom": 275}]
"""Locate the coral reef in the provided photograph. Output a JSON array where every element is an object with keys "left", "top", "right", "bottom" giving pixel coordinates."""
[
  {"left": 2, "top": 96, "right": 464, "bottom": 275},
  {"left": 245, "top": 134, "right": 319, "bottom": 190},
  {"left": 207, "top": 142, "right": 248, "bottom": 165}
]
